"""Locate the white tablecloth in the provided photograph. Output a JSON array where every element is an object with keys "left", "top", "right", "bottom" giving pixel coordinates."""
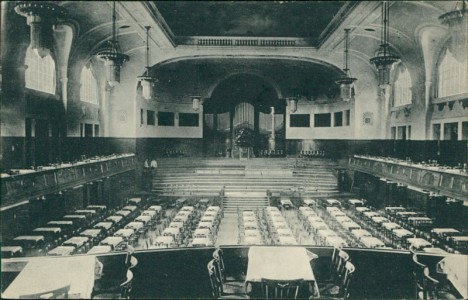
[
  {"left": 87, "top": 245, "right": 112, "bottom": 254},
  {"left": 245, "top": 246, "right": 315, "bottom": 282},
  {"left": 437, "top": 254, "right": 468, "bottom": 299},
  {"left": 148, "top": 205, "right": 162, "bottom": 212},
  {"left": 94, "top": 222, "right": 113, "bottom": 230},
  {"left": 125, "top": 222, "right": 144, "bottom": 231},
  {"left": 2, "top": 256, "right": 97, "bottom": 299}
]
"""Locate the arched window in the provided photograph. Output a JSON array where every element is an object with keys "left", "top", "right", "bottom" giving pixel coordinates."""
[
  {"left": 393, "top": 64, "right": 412, "bottom": 107},
  {"left": 24, "top": 47, "right": 56, "bottom": 94},
  {"left": 437, "top": 49, "right": 468, "bottom": 98},
  {"left": 80, "top": 65, "right": 98, "bottom": 104}
]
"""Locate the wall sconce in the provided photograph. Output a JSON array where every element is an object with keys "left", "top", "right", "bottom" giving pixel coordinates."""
[
  {"left": 191, "top": 96, "right": 202, "bottom": 111},
  {"left": 289, "top": 97, "right": 297, "bottom": 113}
]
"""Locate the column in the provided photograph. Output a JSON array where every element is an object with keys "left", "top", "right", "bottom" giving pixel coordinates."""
[{"left": 269, "top": 106, "right": 275, "bottom": 151}]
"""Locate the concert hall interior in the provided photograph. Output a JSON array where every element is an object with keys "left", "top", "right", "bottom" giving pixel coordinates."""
[{"left": 1, "top": 1, "right": 467, "bottom": 299}]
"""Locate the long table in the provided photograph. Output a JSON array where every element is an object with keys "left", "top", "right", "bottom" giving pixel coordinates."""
[{"left": 245, "top": 246, "right": 319, "bottom": 297}]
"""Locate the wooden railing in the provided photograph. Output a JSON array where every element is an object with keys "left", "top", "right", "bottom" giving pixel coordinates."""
[
  {"left": 348, "top": 156, "right": 468, "bottom": 203},
  {"left": 175, "top": 36, "right": 314, "bottom": 47},
  {"left": 1, "top": 154, "right": 136, "bottom": 210}
]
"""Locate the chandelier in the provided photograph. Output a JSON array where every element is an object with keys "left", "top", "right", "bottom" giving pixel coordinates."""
[
  {"left": 15, "top": 1, "right": 68, "bottom": 58},
  {"left": 97, "top": 2, "right": 129, "bottom": 87},
  {"left": 439, "top": 1, "right": 467, "bottom": 61},
  {"left": 370, "top": 1, "right": 400, "bottom": 94},
  {"left": 335, "top": 28, "right": 357, "bottom": 101},
  {"left": 288, "top": 97, "right": 298, "bottom": 113},
  {"left": 138, "top": 26, "right": 158, "bottom": 100}
]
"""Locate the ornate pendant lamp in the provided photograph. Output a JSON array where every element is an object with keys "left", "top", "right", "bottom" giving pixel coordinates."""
[
  {"left": 370, "top": 1, "right": 400, "bottom": 95},
  {"left": 138, "top": 26, "right": 158, "bottom": 100},
  {"left": 335, "top": 28, "right": 357, "bottom": 101},
  {"left": 439, "top": 1, "right": 467, "bottom": 61},
  {"left": 190, "top": 64, "right": 203, "bottom": 111},
  {"left": 15, "top": 1, "right": 68, "bottom": 58},
  {"left": 97, "top": 2, "right": 129, "bottom": 87}
]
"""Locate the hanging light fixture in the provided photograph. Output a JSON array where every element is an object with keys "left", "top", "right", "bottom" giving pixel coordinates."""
[
  {"left": 191, "top": 96, "right": 202, "bottom": 111},
  {"left": 439, "top": 1, "right": 467, "bottom": 61},
  {"left": 97, "top": 2, "right": 129, "bottom": 87},
  {"left": 15, "top": 1, "right": 68, "bottom": 58},
  {"left": 138, "top": 26, "right": 158, "bottom": 100},
  {"left": 190, "top": 64, "right": 203, "bottom": 111},
  {"left": 335, "top": 28, "right": 357, "bottom": 101},
  {"left": 370, "top": 1, "right": 400, "bottom": 95},
  {"left": 288, "top": 97, "right": 297, "bottom": 113}
]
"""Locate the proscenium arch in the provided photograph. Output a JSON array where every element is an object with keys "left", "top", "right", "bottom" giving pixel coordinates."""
[{"left": 205, "top": 71, "right": 283, "bottom": 100}]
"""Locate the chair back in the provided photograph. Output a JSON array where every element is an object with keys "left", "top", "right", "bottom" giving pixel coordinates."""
[
  {"left": 207, "top": 259, "right": 222, "bottom": 298},
  {"left": 336, "top": 250, "right": 350, "bottom": 277},
  {"left": 412, "top": 254, "right": 426, "bottom": 299},
  {"left": 261, "top": 278, "right": 304, "bottom": 299},
  {"left": 120, "top": 270, "right": 133, "bottom": 299},
  {"left": 19, "top": 284, "right": 71, "bottom": 299},
  {"left": 339, "top": 261, "right": 355, "bottom": 300},
  {"left": 423, "top": 267, "right": 439, "bottom": 300},
  {"left": 212, "top": 247, "right": 226, "bottom": 282}
]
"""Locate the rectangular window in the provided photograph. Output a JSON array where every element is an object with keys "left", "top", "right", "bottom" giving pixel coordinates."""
[
  {"left": 444, "top": 122, "right": 458, "bottom": 141},
  {"left": 334, "top": 112, "right": 343, "bottom": 127},
  {"left": 314, "top": 113, "right": 331, "bottom": 127},
  {"left": 290, "top": 114, "right": 310, "bottom": 127},
  {"left": 158, "top": 112, "right": 175, "bottom": 126},
  {"left": 94, "top": 124, "right": 100, "bottom": 137},
  {"left": 140, "top": 109, "right": 144, "bottom": 125},
  {"left": 433, "top": 124, "right": 441, "bottom": 140},
  {"left": 80, "top": 123, "right": 84, "bottom": 138},
  {"left": 345, "top": 110, "right": 350, "bottom": 126},
  {"left": 84, "top": 123, "right": 93, "bottom": 137},
  {"left": 462, "top": 122, "right": 468, "bottom": 140},
  {"left": 391, "top": 127, "right": 396, "bottom": 140},
  {"left": 179, "top": 113, "right": 199, "bottom": 127},
  {"left": 147, "top": 110, "right": 155, "bottom": 126},
  {"left": 407, "top": 125, "right": 411, "bottom": 140},
  {"left": 397, "top": 126, "right": 406, "bottom": 140}
]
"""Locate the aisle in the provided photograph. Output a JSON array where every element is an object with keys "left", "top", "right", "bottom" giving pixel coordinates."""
[{"left": 215, "top": 213, "right": 239, "bottom": 246}]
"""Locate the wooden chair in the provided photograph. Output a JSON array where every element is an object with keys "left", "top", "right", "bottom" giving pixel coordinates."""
[
  {"left": 93, "top": 270, "right": 133, "bottom": 299},
  {"left": 320, "top": 261, "right": 355, "bottom": 300},
  {"left": 412, "top": 254, "right": 426, "bottom": 300},
  {"left": 422, "top": 268, "right": 457, "bottom": 300},
  {"left": 19, "top": 284, "right": 71, "bottom": 299},
  {"left": 261, "top": 278, "right": 304, "bottom": 299},
  {"left": 213, "top": 247, "right": 226, "bottom": 282}
]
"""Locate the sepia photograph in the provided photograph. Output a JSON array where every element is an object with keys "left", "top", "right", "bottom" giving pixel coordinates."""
[{"left": 1, "top": 0, "right": 467, "bottom": 299}]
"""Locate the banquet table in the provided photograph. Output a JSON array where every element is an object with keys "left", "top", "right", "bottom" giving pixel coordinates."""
[
  {"left": 382, "top": 222, "right": 402, "bottom": 231},
  {"left": 326, "top": 207, "right": 341, "bottom": 213},
  {"left": 180, "top": 205, "right": 194, "bottom": 211},
  {"left": 396, "top": 211, "right": 419, "bottom": 219},
  {"left": 326, "top": 199, "right": 341, "bottom": 206},
  {"left": 326, "top": 236, "right": 348, "bottom": 248},
  {"left": 371, "top": 216, "right": 390, "bottom": 224},
  {"left": 191, "top": 237, "right": 213, "bottom": 247},
  {"left": 244, "top": 229, "right": 262, "bottom": 237},
  {"left": 94, "top": 222, "right": 113, "bottom": 230},
  {"left": 128, "top": 197, "right": 141, "bottom": 205},
  {"left": 393, "top": 229, "right": 414, "bottom": 238},
  {"left": 360, "top": 237, "right": 385, "bottom": 248},
  {"left": 423, "top": 247, "right": 448, "bottom": 254},
  {"left": 87, "top": 205, "right": 107, "bottom": 212},
  {"left": 142, "top": 210, "right": 157, "bottom": 218},
  {"left": 437, "top": 254, "right": 468, "bottom": 299},
  {"left": 243, "top": 211, "right": 256, "bottom": 217},
  {"left": 431, "top": 228, "right": 460, "bottom": 238},
  {"left": 355, "top": 207, "right": 370, "bottom": 213},
  {"left": 271, "top": 221, "right": 288, "bottom": 229},
  {"left": 155, "top": 235, "right": 174, "bottom": 247},
  {"left": 276, "top": 228, "right": 294, "bottom": 237},
  {"left": 2, "top": 246, "right": 23, "bottom": 258},
  {"left": 33, "top": 227, "right": 61, "bottom": 234},
  {"left": 122, "top": 205, "right": 137, "bottom": 212},
  {"left": 148, "top": 205, "right": 162, "bottom": 213},
  {"left": 115, "top": 210, "right": 131, "bottom": 217},
  {"left": 75, "top": 210, "right": 97, "bottom": 217},
  {"left": 163, "top": 227, "right": 180, "bottom": 237},
  {"left": 47, "top": 221, "right": 74, "bottom": 227},
  {"left": 87, "top": 245, "right": 112, "bottom": 254},
  {"left": 341, "top": 221, "right": 362, "bottom": 231},
  {"left": 114, "top": 229, "right": 134, "bottom": 239},
  {"left": 278, "top": 236, "right": 298, "bottom": 245},
  {"left": 407, "top": 238, "right": 432, "bottom": 249},
  {"left": 385, "top": 207, "right": 406, "bottom": 214},
  {"left": 80, "top": 229, "right": 102, "bottom": 238},
  {"left": 63, "top": 236, "right": 89, "bottom": 248},
  {"left": 173, "top": 215, "right": 190, "bottom": 223},
  {"left": 303, "top": 199, "right": 316, "bottom": 206},
  {"left": 244, "top": 236, "right": 263, "bottom": 245},
  {"left": 125, "top": 222, "right": 145, "bottom": 231},
  {"left": 193, "top": 228, "right": 211, "bottom": 237},
  {"left": 335, "top": 216, "right": 353, "bottom": 223},
  {"left": 135, "top": 215, "right": 152, "bottom": 224},
  {"left": 243, "top": 216, "right": 258, "bottom": 222},
  {"left": 363, "top": 212, "right": 381, "bottom": 218},
  {"left": 106, "top": 216, "right": 123, "bottom": 224},
  {"left": 280, "top": 199, "right": 293, "bottom": 207},
  {"left": 170, "top": 221, "right": 185, "bottom": 230},
  {"left": 100, "top": 236, "right": 124, "bottom": 248},
  {"left": 206, "top": 206, "right": 220, "bottom": 212},
  {"left": 243, "top": 220, "right": 259, "bottom": 229},
  {"left": 308, "top": 220, "right": 329, "bottom": 231},
  {"left": 348, "top": 199, "right": 364, "bottom": 206},
  {"left": 351, "top": 229, "right": 372, "bottom": 240},
  {"left": 48, "top": 246, "right": 75, "bottom": 256},
  {"left": 2, "top": 255, "right": 99, "bottom": 299},
  {"left": 245, "top": 246, "right": 319, "bottom": 296},
  {"left": 201, "top": 215, "right": 217, "bottom": 222},
  {"left": 14, "top": 235, "right": 44, "bottom": 243}
]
